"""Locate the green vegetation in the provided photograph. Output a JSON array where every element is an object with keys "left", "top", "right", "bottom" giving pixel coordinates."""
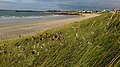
[{"left": 0, "top": 12, "right": 120, "bottom": 67}]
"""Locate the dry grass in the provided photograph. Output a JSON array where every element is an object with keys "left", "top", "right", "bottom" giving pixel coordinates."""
[{"left": 0, "top": 12, "right": 120, "bottom": 67}]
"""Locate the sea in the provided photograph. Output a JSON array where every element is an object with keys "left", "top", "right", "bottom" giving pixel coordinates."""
[{"left": 0, "top": 10, "right": 70, "bottom": 23}]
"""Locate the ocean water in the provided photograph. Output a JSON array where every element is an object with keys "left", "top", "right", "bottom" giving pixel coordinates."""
[{"left": 0, "top": 11, "right": 65, "bottom": 23}]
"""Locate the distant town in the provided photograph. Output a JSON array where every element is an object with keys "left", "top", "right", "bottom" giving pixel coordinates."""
[{"left": 0, "top": 9, "right": 120, "bottom": 15}]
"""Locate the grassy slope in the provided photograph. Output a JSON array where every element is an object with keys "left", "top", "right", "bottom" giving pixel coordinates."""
[{"left": 0, "top": 12, "right": 120, "bottom": 67}]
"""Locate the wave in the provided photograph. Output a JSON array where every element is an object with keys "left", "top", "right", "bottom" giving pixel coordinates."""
[{"left": 0, "top": 15, "right": 63, "bottom": 20}]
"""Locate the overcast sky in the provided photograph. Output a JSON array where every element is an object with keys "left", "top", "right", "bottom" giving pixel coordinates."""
[{"left": 0, "top": 0, "right": 120, "bottom": 10}]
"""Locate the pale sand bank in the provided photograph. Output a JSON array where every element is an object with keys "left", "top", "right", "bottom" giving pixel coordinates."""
[{"left": 0, "top": 14, "right": 100, "bottom": 40}]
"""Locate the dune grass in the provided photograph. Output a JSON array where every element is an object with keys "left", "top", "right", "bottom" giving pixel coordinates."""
[{"left": 0, "top": 12, "right": 120, "bottom": 67}]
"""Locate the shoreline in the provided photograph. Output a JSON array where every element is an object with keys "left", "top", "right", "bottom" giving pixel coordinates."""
[
  {"left": 0, "top": 15, "right": 78, "bottom": 28},
  {"left": 0, "top": 14, "right": 100, "bottom": 40}
]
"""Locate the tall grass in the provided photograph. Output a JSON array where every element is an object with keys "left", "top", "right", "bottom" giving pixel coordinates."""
[{"left": 0, "top": 12, "right": 120, "bottom": 67}]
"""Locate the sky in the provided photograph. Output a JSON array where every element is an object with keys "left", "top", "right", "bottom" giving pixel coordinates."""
[{"left": 0, "top": 0, "right": 120, "bottom": 10}]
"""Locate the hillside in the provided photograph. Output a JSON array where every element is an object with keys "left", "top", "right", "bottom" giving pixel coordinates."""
[{"left": 0, "top": 12, "right": 120, "bottom": 67}]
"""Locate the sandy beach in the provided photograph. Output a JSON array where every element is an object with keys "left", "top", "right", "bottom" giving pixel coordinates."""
[{"left": 0, "top": 14, "right": 100, "bottom": 40}]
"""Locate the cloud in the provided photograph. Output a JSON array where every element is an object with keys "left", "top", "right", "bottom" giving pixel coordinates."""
[
  {"left": 55, "top": 0, "right": 120, "bottom": 10},
  {"left": 0, "top": 0, "right": 120, "bottom": 10},
  {"left": 0, "top": 0, "right": 38, "bottom": 3}
]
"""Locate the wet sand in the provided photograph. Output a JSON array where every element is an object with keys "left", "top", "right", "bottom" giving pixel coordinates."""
[{"left": 0, "top": 14, "right": 100, "bottom": 40}]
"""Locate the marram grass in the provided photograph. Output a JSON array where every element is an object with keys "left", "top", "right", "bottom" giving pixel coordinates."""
[{"left": 0, "top": 12, "right": 120, "bottom": 67}]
